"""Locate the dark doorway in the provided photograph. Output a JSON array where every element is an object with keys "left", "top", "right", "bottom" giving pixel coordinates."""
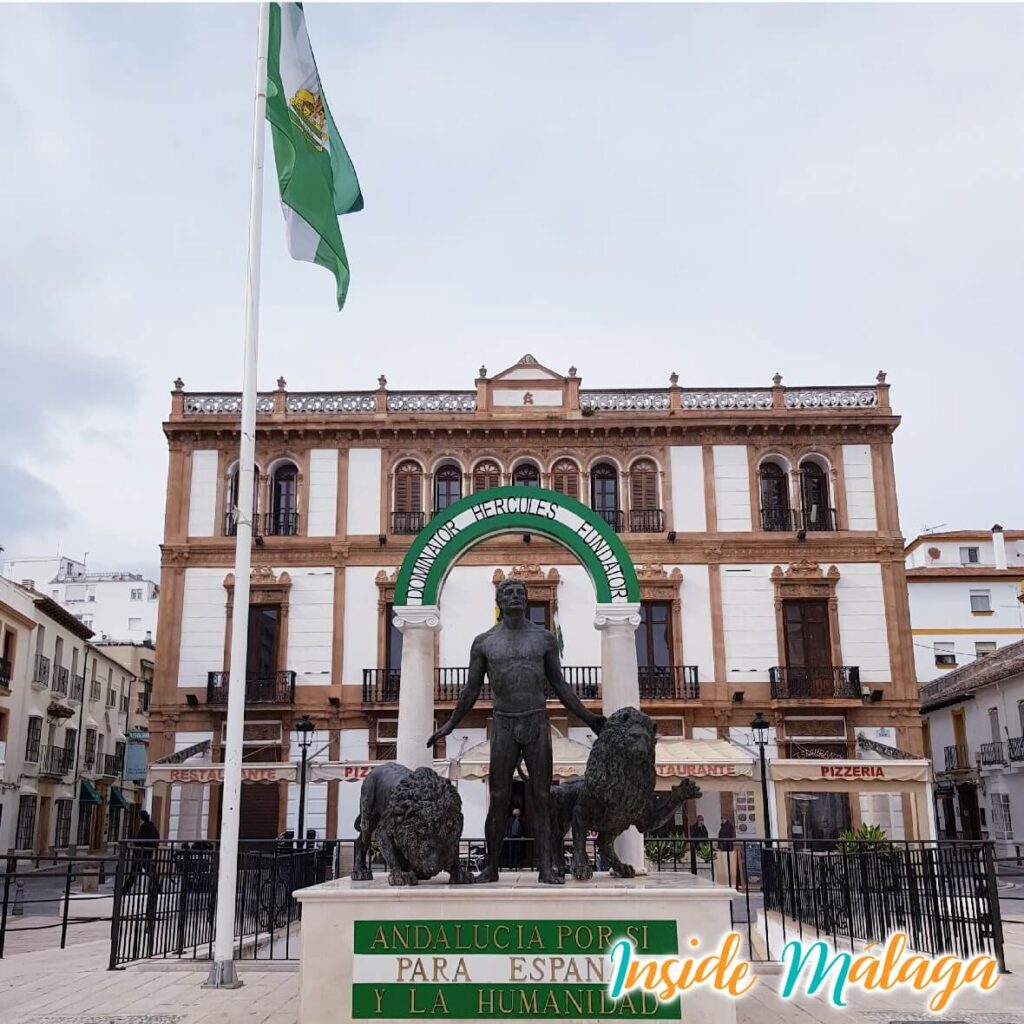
[
  {"left": 246, "top": 606, "right": 280, "bottom": 701},
  {"left": 956, "top": 782, "right": 983, "bottom": 840},
  {"left": 239, "top": 744, "right": 281, "bottom": 840},
  {"left": 636, "top": 601, "right": 673, "bottom": 698},
  {"left": 782, "top": 599, "right": 833, "bottom": 697}
]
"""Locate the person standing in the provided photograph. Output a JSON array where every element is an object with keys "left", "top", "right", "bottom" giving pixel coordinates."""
[
  {"left": 715, "top": 815, "right": 737, "bottom": 884},
  {"left": 689, "top": 814, "right": 709, "bottom": 840},
  {"left": 125, "top": 810, "right": 160, "bottom": 892}
]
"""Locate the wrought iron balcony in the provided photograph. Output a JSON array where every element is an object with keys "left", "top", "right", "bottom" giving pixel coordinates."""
[
  {"left": 98, "top": 753, "right": 122, "bottom": 778},
  {"left": 760, "top": 507, "right": 796, "bottom": 532},
  {"left": 1009, "top": 737, "right": 1024, "bottom": 762},
  {"left": 391, "top": 511, "right": 425, "bottom": 535},
  {"left": 362, "top": 668, "right": 401, "bottom": 703},
  {"left": 38, "top": 744, "right": 73, "bottom": 777},
  {"left": 594, "top": 508, "right": 624, "bottom": 533},
  {"left": 89, "top": 681, "right": 102, "bottom": 702},
  {"left": 0, "top": 657, "right": 10, "bottom": 688},
  {"left": 70, "top": 674, "right": 85, "bottom": 702},
  {"left": 979, "top": 741, "right": 1008, "bottom": 766},
  {"left": 628, "top": 509, "right": 664, "bottom": 533},
  {"left": 944, "top": 744, "right": 973, "bottom": 772},
  {"left": 222, "top": 508, "right": 263, "bottom": 538},
  {"left": 33, "top": 653, "right": 50, "bottom": 687},
  {"left": 769, "top": 666, "right": 861, "bottom": 699},
  {"left": 638, "top": 665, "right": 700, "bottom": 700},
  {"left": 206, "top": 670, "right": 297, "bottom": 705},
  {"left": 264, "top": 510, "right": 299, "bottom": 536},
  {"left": 51, "top": 665, "right": 69, "bottom": 696},
  {"left": 433, "top": 666, "right": 602, "bottom": 703},
  {"left": 800, "top": 507, "right": 837, "bottom": 532}
]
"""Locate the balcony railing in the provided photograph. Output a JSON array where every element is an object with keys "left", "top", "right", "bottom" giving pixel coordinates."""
[
  {"left": 980, "top": 741, "right": 1008, "bottom": 766},
  {"left": 89, "top": 681, "right": 102, "bottom": 702},
  {"left": 33, "top": 653, "right": 50, "bottom": 686},
  {"left": 800, "top": 507, "right": 837, "bottom": 532},
  {"left": 760, "top": 507, "right": 795, "bottom": 532},
  {"left": 595, "top": 508, "right": 623, "bottom": 532},
  {"left": 70, "top": 674, "right": 85, "bottom": 702},
  {"left": 0, "top": 657, "right": 10, "bottom": 688},
  {"left": 98, "top": 753, "right": 122, "bottom": 778},
  {"left": 391, "top": 511, "right": 425, "bottom": 535},
  {"left": 264, "top": 510, "right": 299, "bottom": 537},
  {"left": 628, "top": 509, "right": 664, "bottom": 533},
  {"left": 1009, "top": 737, "right": 1024, "bottom": 762},
  {"left": 207, "top": 671, "right": 297, "bottom": 705},
  {"left": 637, "top": 665, "right": 700, "bottom": 700},
  {"left": 944, "top": 744, "right": 973, "bottom": 772},
  {"left": 363, "top": 668, "right": 401, "bottom": 703},
  {"left": 38, "top": 744, "right": 73, "bottom": 776},
  {"left": 51, "top": 665, "right": 69, "bottom": 696},
  {"left": 433, "top": 666, "right": 603, "bottom": 703},
  {"left": 769, "top": 666, "right": 861, "bottom": 699}
]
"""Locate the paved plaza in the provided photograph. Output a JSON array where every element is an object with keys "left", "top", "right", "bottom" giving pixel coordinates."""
[{"left": 3, "top": 923, "right": 1024, "bottom": 1024}]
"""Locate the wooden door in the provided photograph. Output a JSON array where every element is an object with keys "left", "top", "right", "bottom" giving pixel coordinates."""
[
  {"left": 239, "top": 745, "right": 281, "bottom": 840},
  {"left": 783, "top": 599, "right": 833, "bottom": 696}
]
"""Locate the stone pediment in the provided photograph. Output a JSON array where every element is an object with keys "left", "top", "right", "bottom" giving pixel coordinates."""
[{"left": 490, "top": 354, "right": 566, "bottom": 383}]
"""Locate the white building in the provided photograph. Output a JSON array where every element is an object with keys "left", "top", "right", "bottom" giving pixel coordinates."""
[
  {"left": 906, "top": 526, "right": 1024, "bottom": 684},
  {"left": 921, "top": 639, "right": 1024, "bottom": 851},
  {"left": 0, "top": 576, "right": 147, "bottom": 853},
  {"left": 1, "top": 555, "right": 159, "bottom": 643}
]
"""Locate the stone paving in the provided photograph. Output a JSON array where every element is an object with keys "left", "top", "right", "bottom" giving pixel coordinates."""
[{"left": 2, "top": 925, "right": 1024, "bottom": 1024}]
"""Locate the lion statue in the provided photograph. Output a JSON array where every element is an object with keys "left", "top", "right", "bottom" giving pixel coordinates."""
[
  {"left": 351, "top": 763, "right": 472, "bottom": 886},
  {"left": 549, "top": 707, "right": 702, "bottom": 880}
]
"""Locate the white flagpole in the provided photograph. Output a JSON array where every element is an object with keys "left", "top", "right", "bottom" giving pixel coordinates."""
[{"left": 205, "top": 0, "right": 270, "bottom": 990}]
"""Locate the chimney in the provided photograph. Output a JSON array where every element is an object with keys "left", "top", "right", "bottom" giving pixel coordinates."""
[{"left": 993, "top": 524, "right": 1008, "bottom": 570}]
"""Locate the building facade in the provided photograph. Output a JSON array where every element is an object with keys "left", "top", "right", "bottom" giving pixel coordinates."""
[
  {"left": 920, "top": 640, "right": 1024, "bottom": 850},
  {"left": 151, "top": 356, "right": 924, "bottom": 845},
  {"left": 1, "top": 555, "right": 160, "bottom": 643},
  {"left": 906, "top": 527, "right": 1024, "bottom": 684},
  {"left": 0, "top": 576, "right": 146, "bottom": 853}
]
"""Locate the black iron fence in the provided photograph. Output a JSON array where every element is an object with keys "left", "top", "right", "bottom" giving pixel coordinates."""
[
  {"left": 769, "top": 665, "right": 860, "bottom": 699},
  {"left": 207, "top": 670, "right": 297, "bottom": 705},
  {"left": 628, "top": 509, "right": 664, "bottom": 533},
  {"left": 637, "top": 665, "right": 699, "bottom": 700},
  {"left": 0, "top": 852, "right": 118, "bottom": 958},
  {"left": 109, "top": 840, "right": 333, "bottom": 968}
]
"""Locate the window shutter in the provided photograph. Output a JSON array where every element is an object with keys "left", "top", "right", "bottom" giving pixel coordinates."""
[{"left": 630, "top": 461, "right": 657, "bottom": 510}]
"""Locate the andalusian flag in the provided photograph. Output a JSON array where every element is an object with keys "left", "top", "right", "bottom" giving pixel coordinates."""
[{"left": 266, "top": 3, "right": 363, "bottom": 309}]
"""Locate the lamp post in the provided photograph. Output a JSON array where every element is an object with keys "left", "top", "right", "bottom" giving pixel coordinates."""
[
  {"left": 295, "top": 715, "right": 315, "bottom": 848},
  {"left": 751, "top": 712, "right": 772, "bottom": 841}
]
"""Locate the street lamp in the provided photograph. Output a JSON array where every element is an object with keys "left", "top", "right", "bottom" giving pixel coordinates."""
[
  {"left": 750, "top": 712, "right": 773, "bottom": 841},
  {"left": 295, "top": 715, "right": 315, "bottom": 848}
]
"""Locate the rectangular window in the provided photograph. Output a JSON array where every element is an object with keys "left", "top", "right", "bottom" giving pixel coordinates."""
[
  {"left": 16, "top": 795, "right": 37, "bottom": 849},
  {"left": 934, "top": 642, "right": 957, "bottom": 667},
  {"left": 77, "top": 805, "right": 93, "bottom": 847},
  {"left": 24, "top": 717, "right": 42, "bottom": 762},
  {"left": 54, "top": 800, "right": 73, "bottom": 848},
  {"left": 970, "top": 589, "right": 992, "bottom": 613},
  {"left": 64, "top": 728, "right": 77, "bottom": 757},
  {"left": 976, "top": 642, "right": 997, "bottom": 658},
  {"left": 989, "top": 707, "right": 1001, "bottom": 745},
  {"left": 992, "top": 793, "right": 1014, "bottom": 842},
  {"left": 85, "top": 729, "right": 97, "bottom": 767},
  {"left": 130, "top": 588, "right": 143, "bottom": 601},
  {"left": 138, "top": 683, "right": 152, "bottom": 713},
  {"left": 115, "top": 741, "right": 126, "bottom": 773},
  {"left": 960, "top": 546, "right": 980, "bottom": 565},
  {"left": 636, "top": 601, "right": 676, "bottom": 698}
]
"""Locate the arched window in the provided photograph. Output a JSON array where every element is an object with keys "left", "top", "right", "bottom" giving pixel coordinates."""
[
  {"left": 800, "top": 461, "right": 834, "bottom": 531},
  {"left": 512, "top": 462, "right": 540, "bottom": 487},
  {"left": 269, "top": 462, "right": 299, "bottom": 535},
  {"left": 433, "top": 464, "right": 462, "bottom": 513},
  {"left": 759, "top": 462, "right": 792, "bottom": 532},
  {"left": 628, "top": 459, "right": 662, "bottom": 532},
  {"left": 551, "top": 459, "right": 580, "bottom": 499},
  {"left": 590, "top": 463, "right": 622, "bottom": 532},
  {"left": 225, "top": 467, "right": 260, "bottom": 537},
  {"left": 393, "top": 461, "right": 423, "bottom": 534},
  {"left": 472, "top": 460, "right": 501, "bottom": 492}
]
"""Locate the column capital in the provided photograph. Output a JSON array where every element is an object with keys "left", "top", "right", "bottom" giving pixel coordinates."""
[
  {"left": 393, "top": 604, "right": 442, "bottom": 631},
  {"left": 593, "top": 602, "right": 641, "bottom": 629}
]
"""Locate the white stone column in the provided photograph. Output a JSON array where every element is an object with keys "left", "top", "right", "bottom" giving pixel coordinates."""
[
  {"left": 394, "top": 605, "right": 441, "bottom": 770},
  {"left": 594, "top": 601, "right": 644, "bottom": 870}
]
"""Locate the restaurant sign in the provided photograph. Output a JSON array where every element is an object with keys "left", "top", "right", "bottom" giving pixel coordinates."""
[
  {"left": 352, "top": 919, "right": 679, "bottom": 1019},
  {"left": 147, "top": 763, "right": 298, "bottom": 785}
]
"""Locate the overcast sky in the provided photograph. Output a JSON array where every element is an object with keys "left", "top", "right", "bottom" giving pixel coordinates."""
[{"left": 2, "top": 3, "right": 1022, "bottom": 582}]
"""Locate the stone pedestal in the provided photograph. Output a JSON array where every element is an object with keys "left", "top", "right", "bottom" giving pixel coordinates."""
[
  {"left": 594, "top": 602, "right": 644, "bottom": 870},
  {"left": 296, "top": 874, "right": 738, "bottom": 1024},
  {"left": 394, "top": 605, "right": 441, "bottom": 769}
]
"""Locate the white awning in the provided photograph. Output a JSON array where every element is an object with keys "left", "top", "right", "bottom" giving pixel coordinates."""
[
  {"left": 656, "top": 738, "right": 755, "bottom": 778},
  {"left": 457, "top": 731, "right": 593, "bottom": 781},
  {"left": 147, "top": 762, "right": 297, "bottom": 785},
  {"left": 770, "top": 759, "right": 931, "bottom": 784},
  {"left": 311, "top": 761, "right": 376, "bottom": 783}
]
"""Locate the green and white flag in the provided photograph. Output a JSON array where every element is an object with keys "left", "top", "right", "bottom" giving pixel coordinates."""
[{"left": 266, "top": 2, "right": 363, "bottom": 309}]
